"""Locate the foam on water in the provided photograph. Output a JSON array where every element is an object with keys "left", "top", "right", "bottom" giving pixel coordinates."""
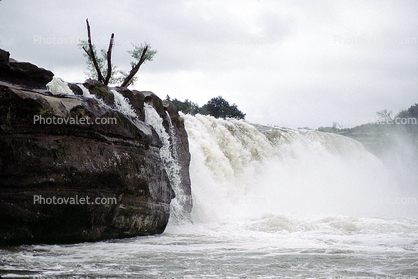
[{"left": 2, "top": 213, "right": 417, "bottom": 278}]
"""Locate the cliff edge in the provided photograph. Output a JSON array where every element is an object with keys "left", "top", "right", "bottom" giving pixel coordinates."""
[{"left": 0, "top": 49, "right": 191, "bottom": 245}]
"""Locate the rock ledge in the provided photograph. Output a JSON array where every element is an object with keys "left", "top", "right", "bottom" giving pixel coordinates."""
[{"left": 0, "top": 49, "right": 191, "bottom": 245}]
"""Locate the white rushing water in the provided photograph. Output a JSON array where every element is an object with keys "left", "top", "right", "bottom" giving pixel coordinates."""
[
  {"left": 1, "top": 98, "right": 417, "bottom": 278},
  {"left": 184, "top": 114, "right": 416, "bottom": 222},
  {"left": 46, "top": 77, "right": 74, "bottom": 96},
  {"left": 144, "top": 104, "right": 185, "bottom": 221}
]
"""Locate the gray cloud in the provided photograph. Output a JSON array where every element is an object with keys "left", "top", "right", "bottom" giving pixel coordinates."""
[{"left": 1, "top": 0, "right": 417, "bottom": 128}]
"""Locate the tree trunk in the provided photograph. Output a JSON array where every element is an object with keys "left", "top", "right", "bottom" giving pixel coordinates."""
[
  {"left": 120, "top": 46, "right": 148, "bottom": 88},
  {"left": 85, "top": 19, "right": 104, "bottom": 83},
  {"left": 104, "top": 33, "right": 114, "bottom": 85}
]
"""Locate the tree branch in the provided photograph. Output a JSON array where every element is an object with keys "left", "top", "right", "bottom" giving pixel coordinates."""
[
  {"left": 82, "top": 46, "right": 90, "bottom": 56},
  {"left": 85, "top": 19, "right": 104, "bottom": 83},
  {"left": 104, "top": 33, "right": 114, "bottom": 85},
  {"left": 120, "top": 46, "right": 148, "bottom": 88}
]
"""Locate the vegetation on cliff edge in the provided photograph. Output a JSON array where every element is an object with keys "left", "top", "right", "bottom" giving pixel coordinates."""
[{"left": 168, "top": 96, "right": 246, "bottom": 120}]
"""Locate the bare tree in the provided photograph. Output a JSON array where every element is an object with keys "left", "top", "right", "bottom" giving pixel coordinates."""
[
  {"left": 104, "top": 33, "right": 114, "bottom": 85},
  {"left": 80, "top": 19, "right": 105, "bottom": 83},
  {"left": 79, "top": 20, "right": 157, "bottom": 88}
]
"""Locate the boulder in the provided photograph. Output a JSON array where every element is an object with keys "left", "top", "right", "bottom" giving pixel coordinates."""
[
  {"left": 0, "top": 48, "right": 54, "bottom": 89},
  {"left": 0, "top": 49, "right": 9, "bottom": 65}
]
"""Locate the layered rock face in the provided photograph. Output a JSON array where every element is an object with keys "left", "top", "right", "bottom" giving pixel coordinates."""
[{"left": 0, "top": 49, "right": 191, "bottom": 245}]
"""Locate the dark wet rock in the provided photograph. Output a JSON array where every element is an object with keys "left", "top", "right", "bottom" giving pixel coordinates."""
[
  {"left": 0, "top": 49, "right": 9, "bottom": 65},
  {"left": 68, "top": 83, "right": 83, "bottom": 96},
  {"left": 0, "top": 48, "right": 53, "bottom": 89},
  {"left": 82, "top": 79, "right": 115, "bottom": 106},
  {"left": 0, "top": 50, "right": 191, "bottom": 245},
  {"left": 163, "top": 100, "right": 192, "bottom": 215}
]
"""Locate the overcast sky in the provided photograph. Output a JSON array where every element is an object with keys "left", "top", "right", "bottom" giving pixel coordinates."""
[{"left": 1, "top": 0, "right": 417, "bottom": 128}]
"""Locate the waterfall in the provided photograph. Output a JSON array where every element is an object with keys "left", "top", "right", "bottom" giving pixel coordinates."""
[
  {"left": 144, "top": 104, "right": 186, "bottom": 222},
  {"left": 109, "top": 89, "right": 153, "bottom": 137},
  {"left": 110, "top": 89, "right": 137, "bottom": 118},
  {"left": 43, "top": 77, "right": 416, "bottom": 222},
  {"left": 182, "top": 114, "right": 416, "bottom": 222}
]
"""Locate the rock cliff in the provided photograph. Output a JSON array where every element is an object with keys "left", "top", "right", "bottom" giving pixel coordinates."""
[{"left": 0, "top": 49, "right": 191, "bottom": 245}]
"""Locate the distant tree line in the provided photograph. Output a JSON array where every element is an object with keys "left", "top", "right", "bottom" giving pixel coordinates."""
[
  {"left": 396, "top": 103, "right": 418, "bottom": 120},
  {"left": 317, "top": 103, "right": 418, "bottom": 135},
  {"left": 168, "top": 96, "right": 246, "bottom": 120}
]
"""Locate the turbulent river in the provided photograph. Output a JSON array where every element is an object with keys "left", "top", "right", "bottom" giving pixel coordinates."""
[{"left": 1, "top": 109, "right": 418, "bottom": 278}]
